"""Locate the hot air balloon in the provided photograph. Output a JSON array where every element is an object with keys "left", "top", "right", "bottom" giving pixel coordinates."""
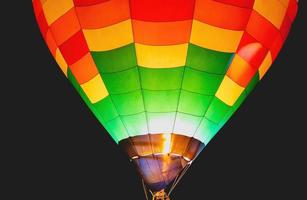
[{"left": 33, "top": 0, "right": 298, "bottom": 199}]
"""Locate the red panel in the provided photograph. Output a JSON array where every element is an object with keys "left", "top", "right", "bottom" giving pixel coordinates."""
[
  {"left": 280, "top": 16, "right": 292, "bottom": 41},
  {"left": 130, "top": 0, "right": 195, "bottom": 21},
  {"left": 32, "top": 0, "right": 43, "bottom": 17},
  {"left": 286, "top": 0, "right": 298, "bottom": 22},
  {"left": 76, "top": 0, "right": 130, "bottom": 28},
  {"left": 270, "top": 34, "right": 284, "bottom": 61},
  {"left": 237, "top": 32, "right": 268, "bottom": 69},
  {"left": 59, "top": 31, "right": 89, "bottom": 65},
  {"left": 73, "top": 0, "right": 109, "bottom": 6},
  {"left": 194, "top": 0, "right": 251, "bottom": 30},
  {"left": 214, "top": 0, "right": 255, "bottom": 8},
  {"left": 36, "top": 12, "right": 49, "bottom": 38},
  {"left": 246, "top": 11, "right": 279, "bottom": 50}
]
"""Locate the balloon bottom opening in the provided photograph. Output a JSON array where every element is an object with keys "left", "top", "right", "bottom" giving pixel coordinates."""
[{"left": 119, "top": 133, "right": 204, "bottom": 192}]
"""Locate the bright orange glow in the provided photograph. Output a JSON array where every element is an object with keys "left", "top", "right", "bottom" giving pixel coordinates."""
[{"left": 162, "top": 133, "right": 172, "bottom": 154}]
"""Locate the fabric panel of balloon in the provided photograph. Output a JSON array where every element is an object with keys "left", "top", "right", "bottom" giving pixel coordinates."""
[{"left": 33, "top": 0, "right": 298, "bottom": 196}]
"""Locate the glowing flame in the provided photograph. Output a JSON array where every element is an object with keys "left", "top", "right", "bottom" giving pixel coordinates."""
[{"left": 162, "top": 133, "right": 172, "bottom": 154}]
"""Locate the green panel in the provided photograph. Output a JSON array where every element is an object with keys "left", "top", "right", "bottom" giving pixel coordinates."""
[
  {"left": 102, "top": 67, "right": 140, "bottom": 94},
  {"left": 182, "top": 67, "right": 223, "bottom": 95},
  {"left": 111, "top": 90, "right": 144, "bottom": 115},
  {"left": 93, "top": 96, "right": 119, "bottom": 122},
  {"left": 231, "top": 91, "right": 248, "bottom": 114},
  {"left": 91, "top": 44, "right": 137, "bottom": 73},
  {"left": 105, "top": 117, "right": 129, "bottom": 143},
  {"left": 203, "top": 128, "right": 219, "bottom": 145},
  {"left": 143, "top": 90, "right": 180, "bottom": 112},
  {"left": 218, "top": 72, "right": 260, "bottom": 128},
  {"left": 147, "top": 112, "right": 176, "bottom": 133},
  {"left": 67, "top": 68, "right": 106, "bottom": 124},
  {"left": 186, "top": 44, "right": 234, "bottom": 74},
  {"left": 173, "top": 112, "right": 203, "bottom": 137},
  {"left": 121, "top": 112, "right": 148, "bottom": 137},
  {"left": 205, "top": 97, "right": 230, "bottom": 124},
  {"left": 218, "top": 91, "right": 248, "bottom": 130},
  {"left": 194, "top": 117, "right": 219, "bottom": 145},
  {"left": 139, "top": 67, "right": 184, "bottom": 90},
  {"left": 245, "top": 72, "right": 259, "bottom": 95},
  {"left": 178, "top": 90, "right": 213, "bottom": 116},
  {"left": 78, "top": 88, "right": 106, "bottom": 124},
  {"left": 67, "top": 69, "right": 108, "bottom": 134}
]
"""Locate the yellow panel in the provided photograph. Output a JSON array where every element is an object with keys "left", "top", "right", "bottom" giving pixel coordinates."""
[
  {"left": 190, "top": 20, "right": 243, "bottom": 53},
  {"left": 253, "top": 0, "right": 287, "bottom": 28},
  {"left": 55, "top": 48, "right": 68, "bottom": 76},
  {"left": 215, "top": 76, "right": 244, "bottom": 106},
  {"left": 81, "top": 74, "right": 109, "bottom": 103},
  {"left": 135, "top": 43, "right": 188, "bottom": 68},
  {"left": 83, "top": 20, "right": 133, "bottom": 51},
  {"left": 42, "top": 0, "right": 74, "bottom": 25},
  {"left": 258, "top": 52, "right": 273, "bottom": 79}
]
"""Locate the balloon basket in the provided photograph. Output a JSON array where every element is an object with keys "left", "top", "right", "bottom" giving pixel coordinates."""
[{"left": 152, "top": 190, "right": 170, "bottom": 200}]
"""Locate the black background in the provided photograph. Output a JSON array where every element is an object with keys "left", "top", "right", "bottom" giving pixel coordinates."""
[{"left": 3, "top": 1, "right": 306, "bottom": 199}]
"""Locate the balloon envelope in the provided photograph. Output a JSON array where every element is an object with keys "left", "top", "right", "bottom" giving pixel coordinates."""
[{"left": 33, "top": 0, "right": 298, "bottom": 194}]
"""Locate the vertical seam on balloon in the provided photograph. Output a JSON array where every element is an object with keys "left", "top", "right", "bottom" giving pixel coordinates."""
[
  {"left": 39, "top": 5, "right": 107, "bottom": 127},
  {"left": 182, "top": 1, "right": 251, "bottom": 151},
  {"left": 128, "top": 0, "right": 167, "bottom": 187},
  {"left": 190, "top": 5, "right": 256, "bottom": 146},
  {"left": 128, "top": 1, "right": 150, "bottom": 135},
  {"left": 73, "top": 2, "right": 134, "bottom": 145},
  {"left": 170, "top": 0, "right": 201, "bottom": 157},
  {"left": 68, "top": 7, "right": 109, "bottom": 133},
  {"left": 212, "top": 5, "right": 261, "bottom": 132},
  {"left": 68, "top": 2, "right": 119, "bottom": 140},
  {"left": 44, "top": 9, "right": 69, "bottom": 75}
]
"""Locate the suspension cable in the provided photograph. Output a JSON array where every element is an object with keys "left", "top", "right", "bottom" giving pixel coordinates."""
[
  {"left": 142, "top": 179, "right": 149, "bottom": 200},
  {"left": 168, "top": 162, "right": 192, "bottom": 196}
]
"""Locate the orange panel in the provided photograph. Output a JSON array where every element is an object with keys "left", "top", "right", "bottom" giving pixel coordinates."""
[
  {"left": 226, "top": 55, "right": 256, "bottom": 87},
  {"left": 45, "top": 30, "right": 58, "bottom": 57},
  {"left": 69, "top": 52, "right": 99, "bottom": 84},
  {"left": 133, "top": 20, "right": 192, "bottom": 45},
  {"left": 50, "top": 8, "right": 81, "bottom": 45},
  {"left": 194, "top": 0, "right": 251, "bottom": 30},
  {"left": 75, "top": 0, "right": 130, "bottom": 29}
]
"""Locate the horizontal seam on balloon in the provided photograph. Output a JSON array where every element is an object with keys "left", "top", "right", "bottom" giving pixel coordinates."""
[
  {"left": 91, "top": 42, "right": 134, "bottom": 52},
  {"left": 108, "top": 88, "right": 216, "bottom": 96},
  {"left": 108, "top": 65, "right": 226, "bottom": 77},
  {"left": 73, "top": 2, "right": 132, "bottom": 143},
  {"left": 80, "top": 18, "right": 131, "bottom": 30},
  {"left": 104, "top": 112, "right": 218, "bottom": 126},
  {"left": 185, "top": 66, "right": 228, "bottom": 75},
  {"left": 99, "top": 65, "right": 138, "bottom": 74}
]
